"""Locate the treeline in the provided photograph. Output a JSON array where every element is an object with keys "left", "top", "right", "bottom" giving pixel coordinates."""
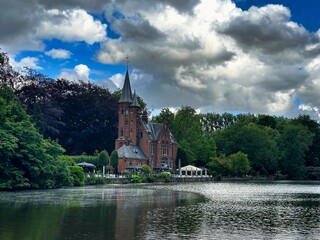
[{"left": 153, "top": 107, "right": 320, "bottom": 179}]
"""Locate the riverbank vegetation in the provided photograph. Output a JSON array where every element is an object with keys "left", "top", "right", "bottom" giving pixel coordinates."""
[{"left": 1, "top": 51, "right": 320, "bottom": 189}]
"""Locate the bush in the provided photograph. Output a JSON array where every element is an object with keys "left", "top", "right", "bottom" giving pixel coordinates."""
[
  {"left": 157, "top": 172, "right": 172, "bottom": 183},
  {"left": 143, "top": 174, "right": 156, "bottom": 183},
  {"left": 68, "top": 166, "right": 85, "bottom": 186},
  {"left": 142, "top": 165, "right": 152, "bottom": 174},
  {"left": 86, "top": 174, "right": 106, "bottom": 185},
  {"left": 131, "top": 175, "right": 142, "bottom": 183}
]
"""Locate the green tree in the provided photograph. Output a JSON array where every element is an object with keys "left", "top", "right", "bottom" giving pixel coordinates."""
[
  {"left": 214, "top": 122, "right": 279, "bottom": 175},
  {"left": 207, "top": 156, "right": 231, "bottom": 176},
  {"left": 229, "top": 151, "right": 251, "bottom": 176},
  {"left": 110, "top": 150, "right": 119, "bottom": 173},
  {"left": 278, "top": 123, "right": 314, "bottom": 179},
  {"left": 97, "top": 150, "right": 109, "bottom": 170},
  {"left": 292, "top": 115, "right": 320, "bottom": 166},
  {"left": 152, "top": 108, "right": 175, "bottom": 129},
  {"left": 0, "top": 85, "right": 70, "bottom": 189}
]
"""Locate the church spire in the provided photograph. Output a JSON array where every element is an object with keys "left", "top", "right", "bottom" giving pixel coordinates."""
[{"left": 119, "top": 58, "right": 133, "bottom": 103}]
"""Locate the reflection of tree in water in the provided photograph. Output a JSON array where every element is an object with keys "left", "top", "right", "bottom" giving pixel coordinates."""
[{"left": 59, "top": 204, "right": 117, "bottom": 239}]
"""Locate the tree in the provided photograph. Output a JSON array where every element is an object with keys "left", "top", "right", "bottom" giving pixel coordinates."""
[
  {"left": 110, "top": 150, "right": 119, "bottom": 174},
  {"left": 229, "top": 151, "right": 251, "bottom": 177},
  {"left": 207, "top": 156, "right": 231, "bottom": 176},
  {"left": 0, "top": 85, "right": 70, "bottom": 189},
  {"left": 278, "top": 123, "right": 314, "bottom": 179},
  {"left": 97, "top": 150, "right": 109, "bottom": 170},
  {"left": 214, "top": 122, "right": 280, "bottom": 175},
  {"left": 152, "top": 108, "right": 175, "bottom": 129},
  {"left": 292, "top": 115, "right": 320, "bottom": 166},
  {"left": 0, "top": 51, "right": 22, "bottom": 90}
]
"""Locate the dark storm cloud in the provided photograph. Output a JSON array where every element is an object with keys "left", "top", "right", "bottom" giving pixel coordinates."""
[
  {"left": 113, "top": 19, "right": 167, "bottom": 43},
  {"left": 219, "top": 5, "right": 311, "bottom": 54},
  {"left": 0, "top": 1, "right": 41, "bottom": 44}
]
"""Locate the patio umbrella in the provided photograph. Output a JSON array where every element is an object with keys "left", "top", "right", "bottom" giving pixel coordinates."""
[{"left": 76, "top": 162, "right": 96, "bottom": 169}]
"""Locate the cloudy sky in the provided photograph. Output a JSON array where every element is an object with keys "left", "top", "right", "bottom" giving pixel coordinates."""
[{"left": 1, "top": 0, "right": 320, "bottom": 118}]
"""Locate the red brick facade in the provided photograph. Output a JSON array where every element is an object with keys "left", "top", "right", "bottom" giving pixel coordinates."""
[{"left": 115, "top": 70, "right": 177, "bottom": 173}]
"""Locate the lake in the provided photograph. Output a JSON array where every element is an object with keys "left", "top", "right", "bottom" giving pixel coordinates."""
[{"left": 0, "top": 181, "right": 320, "bottom": 240}]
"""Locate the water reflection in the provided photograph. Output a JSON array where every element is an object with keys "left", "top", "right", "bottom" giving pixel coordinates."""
[
  {"left": 0, "top": 186, "right": 204, "bottom": 240},
  {"left": 0, "top": 182, "right": 320, "bottom": 239}
]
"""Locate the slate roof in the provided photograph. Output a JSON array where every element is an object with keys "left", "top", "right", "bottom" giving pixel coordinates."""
[
  {"left": 130, "top": 91, "right": 140, "bottom": 107},
  {"left": 117, "top": 144, "right": 148, "bottom": 160},
  {"left": 119, "top": 70, "right": 133, "bottom": 103},
  {"left": 142, "top": 121, "right": 177, "bottom": 144}
]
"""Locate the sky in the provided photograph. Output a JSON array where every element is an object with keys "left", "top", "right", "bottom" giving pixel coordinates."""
[{"left": 1, "top": 0, "right": 320, "bottom": 118}]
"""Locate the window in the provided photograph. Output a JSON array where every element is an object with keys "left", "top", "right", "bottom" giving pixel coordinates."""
[
  {"left": 125, "top": 118, "right": 128, "bottom": 126},
  {"left": 151, "top": 144, "right": 154, "bottom": 155},
  {"left": 120, "top": 129, "right": 123, "bottom": 137},
  {"left": 121, "top": 109, "right": 125, "bottom": 114},
  {"left": 161, "top": 144, "right": 168, "bottom": 156},
  {"left": 140, "top": 132, "right": 143, "bottom": 138}
]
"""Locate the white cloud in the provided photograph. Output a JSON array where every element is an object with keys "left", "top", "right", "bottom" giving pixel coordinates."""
[
  {"left": 109, "top": 73, "right": 124, "bottom": 88},
  {"left": 10, "top": 56, "right": 43, "bottom": 71},
  {"left": 45, "top": 48, "right": 72, "bottom": 59},
  {"left": 74, "top": 64, "right": 90, "bottom": 81},
  {"left": 58, "top": 64, "right": 90, "bottom": 81},
  {"left": 36, "top": 9, "right": 107, "bottom": 44},
  {"left": 0, "top": 4, "right": 107, "bottom": 52}
]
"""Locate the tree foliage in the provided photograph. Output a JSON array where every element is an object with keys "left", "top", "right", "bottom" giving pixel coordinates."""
[{"left": 0, "top": 85, "right": 71, "bottom": 189}]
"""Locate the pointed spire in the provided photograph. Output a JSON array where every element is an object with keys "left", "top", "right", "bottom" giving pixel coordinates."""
[
  {"left": 131, "top": 90, "right": 140, "bottom": 107},
  {"left": 119, "top": 70, "right": 133, "bottom": 103}
]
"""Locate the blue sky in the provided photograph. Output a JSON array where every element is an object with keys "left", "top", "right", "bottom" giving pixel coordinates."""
[{"left": 1, "top": 0, "right": 320, "bottom": 118}]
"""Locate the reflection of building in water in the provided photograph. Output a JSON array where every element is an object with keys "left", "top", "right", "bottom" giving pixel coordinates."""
[
  {"left": 115, "top": 68, "right": 177, "bottom": 173},
  {"left": 114, "top": 189, "right": 181, "bottom": 239}
]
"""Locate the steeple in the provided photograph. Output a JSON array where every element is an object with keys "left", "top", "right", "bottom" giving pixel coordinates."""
[
  {"left": 131, "top": 90, "right": 140, "bottom": 107},
  {"left": 119, "top": 70, "right": 133, "bottom": 103}
]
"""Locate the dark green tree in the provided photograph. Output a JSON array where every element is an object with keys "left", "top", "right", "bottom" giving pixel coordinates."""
[
  {"left": 152, "top": 107, "right": 175, "bottom": 129},
  {"left": 214, "top": 122, "right": 279, "bottom": 175},
  {"left": 0, "top": 85, "right": 70, "bottom": 189},
  {"left": 229, "top": 151, "right": 251, "bottom": 177},
  {"left": 278, "top": 123, "right": 314, "bottom": 179},
  {"left": 292, "top": 115, "right": 320, "bottom": 166},
  {"left": 97, "top": 150, "right": 109, "bottom": 170},
  {"left": 110, "top": 150, "right": 119, "bottom": 174}
]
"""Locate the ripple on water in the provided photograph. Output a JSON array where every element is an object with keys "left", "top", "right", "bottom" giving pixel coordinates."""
[{"left": 146, "top": 181, "right": 320, "bottom": 239}]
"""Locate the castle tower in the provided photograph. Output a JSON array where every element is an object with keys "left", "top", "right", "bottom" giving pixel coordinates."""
[
  {"left": 115, "top": 70, "right": 140, "bottom": 149},
  {"left": 115, "top": 70, "right": 132, "bottom": 149}
]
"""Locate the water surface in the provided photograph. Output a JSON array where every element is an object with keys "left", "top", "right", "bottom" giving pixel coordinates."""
[{"left": 0, "top": 181, "right": 320, "bottom": 239}]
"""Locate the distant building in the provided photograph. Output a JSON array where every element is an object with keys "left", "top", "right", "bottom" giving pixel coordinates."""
[{"left": 115, "top": 70, "right": 177, "bottom": 173}]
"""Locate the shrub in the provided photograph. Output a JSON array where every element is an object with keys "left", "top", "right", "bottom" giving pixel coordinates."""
[
  {"left": 86, "top": 174, "right": 106, "bottom": 185},
  {"left": 157, "top": 172, "right": 172, "bottom": 183},
  {"left": 131, "top": 175, "right": 142, "bottom": 183},
  {"left": 68, "top": 166, "right": 85, "bottom": 186}
]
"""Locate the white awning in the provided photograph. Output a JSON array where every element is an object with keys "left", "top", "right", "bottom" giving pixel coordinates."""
[{"left": 180, "top": 165, "right": 202, "bottom": 171}]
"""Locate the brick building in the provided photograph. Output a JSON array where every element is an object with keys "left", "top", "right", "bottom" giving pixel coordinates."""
[{"left": 115, "top": 70, "right": 177, "bottom": 173}]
